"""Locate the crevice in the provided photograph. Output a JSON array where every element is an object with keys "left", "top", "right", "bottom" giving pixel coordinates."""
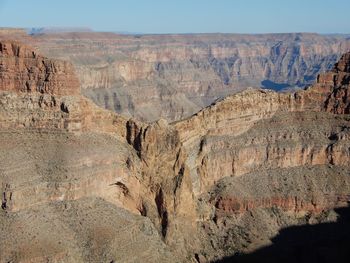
[
  {"left": 155, "top": 187, "right": 168, "bottom": 238},
  {"left": 126, "top": 120, "right": 143, "bottom": 157},
  {"left": 1, "top": 191, "right": 7, "bottom": 210},
  {"left": 138, "top": 201, "right": 147, "bottom": 217},
  {"left": 173, "top": 165, "right": 185, "bottom": 195},
  {"left": 60, "top": 102, "right": 69, "bottom": 113}
]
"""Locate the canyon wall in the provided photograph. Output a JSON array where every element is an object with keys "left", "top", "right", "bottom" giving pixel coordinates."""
[
  {"left": 0, "top": 41, "right": 177, "bottom": 262},
  {"left": 2, "top": 29, "right": 349, "bottom": 122},
  {"left": 126, "top": 51, "right": 350, "bottom": 261},
  {"left": 1, "top": 40, "right": 350, "bottom": 263}
]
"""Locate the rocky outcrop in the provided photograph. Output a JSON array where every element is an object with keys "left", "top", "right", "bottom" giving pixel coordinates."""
[
  {"left": 1, "top": 40, "right": 350, "bottom": 263},
  {"left": 125, "top": 51, "right": 350, "bottom": 261},
  {"left": 0, "top": 41, "right": 178, "bottom": 262},
  {"left": 316, "top": 52, "right": 350, "bottom": 114},
  {"left": 3, "top": 30, "right": 349, "bottom": 122},
  {"left": 0, "top": 41, "right": 80, "bottom": 95},
  {"left": 0, "top": 41, "right": 128, "bottom": 135},
  {"left": 24, "top": 32, "right": 349, "bottom": 122}
]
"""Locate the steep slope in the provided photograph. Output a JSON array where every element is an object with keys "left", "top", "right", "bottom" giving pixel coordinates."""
[
  {"left": 0, "top": 41, "right": 176, "bottom": 263},
  {"left": 1, "top": 29, "right": 349, "bottom": 122},
  {"left": 34, "top": 33, "right": 350, "bottom": 122},
  {"left": 125, "top": 52, "right": 350, "bottom": 261},
  {"left": 1, "top": 40, "right": 350, "bottom": 263}
]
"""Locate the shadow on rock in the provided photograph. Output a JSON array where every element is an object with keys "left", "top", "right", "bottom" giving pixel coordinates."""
[{"left": 214, "top": 203, "right": 350, "bottom": 263}]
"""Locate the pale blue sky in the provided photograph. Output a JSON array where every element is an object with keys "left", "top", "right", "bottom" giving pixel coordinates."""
[{"left": 0, "top": 0, "right": 349, "bottom": 34}]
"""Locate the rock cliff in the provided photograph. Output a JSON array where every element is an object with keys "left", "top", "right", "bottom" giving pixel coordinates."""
[
  {"left": 0, "top": 41, "right": 80, "bottom": 96},
  {"left": 125, "top": 51, "right": 350, "bottom": 261},
  {"left": 1, "top": 41, "right": 350, "bottom": 263},
  {"left": 2, "top": 30, "right": 349, "bottom": 122},
  {"left": 0, "top": 41, "right": 176, "bottom": 262}
]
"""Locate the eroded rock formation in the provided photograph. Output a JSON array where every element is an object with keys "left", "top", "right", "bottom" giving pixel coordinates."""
[
  {"left": 0, "top": 41, "right": 350, "bottom": 263},
  {"left": 0, "top": 41, "right": 176, "bottom": 262},
  {"left": 0, "top": 41, "right": 80, "bottom": 95},
  {"left": 2, "top": 30, "right": 349, "bottom": 122},
  {"left": 125, "top": 51, "right": 350, "bottom": 261}
]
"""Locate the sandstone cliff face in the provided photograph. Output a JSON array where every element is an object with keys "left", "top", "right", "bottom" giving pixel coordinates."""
[
  {"left": 1, "top": 41, "right": 350, "bottom": 263},
  {"left": 3, "top": 32, "right": 347, "bottom": 122},
  {"left": 0, "top": 41, "right": 129, "bottom": 135},
  {"left": 125, "top": 51, "right": 350, "bottom": 261},
  {"left": 0, "top": 41, "right": 80, "bottom": 96},
  {"left": 0, "top": 41, "right": 177, "bottom": 263}
]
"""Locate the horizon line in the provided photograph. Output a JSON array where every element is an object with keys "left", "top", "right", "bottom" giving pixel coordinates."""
[{"left": 1, "top": 26, "right": 350, "bottom": 36}]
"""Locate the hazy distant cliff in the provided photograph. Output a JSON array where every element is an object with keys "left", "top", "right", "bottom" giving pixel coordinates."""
[{"left": 1, "top": 30, "right": 349, "bottom": 122}]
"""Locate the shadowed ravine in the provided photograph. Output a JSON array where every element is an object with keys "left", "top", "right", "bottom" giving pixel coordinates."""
[{"left": 213, "top": 204, "right": 350, "bottom": 263}]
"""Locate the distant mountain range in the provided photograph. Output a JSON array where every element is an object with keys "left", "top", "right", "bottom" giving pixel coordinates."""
[
  {"left": 28, "top": 27, "right": 94, "bottom": 35},
  {"left": 27, "top": 27, "right": 143, "bottom": 35}
]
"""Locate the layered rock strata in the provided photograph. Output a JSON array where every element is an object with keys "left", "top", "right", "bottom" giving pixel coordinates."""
[
  {"left": 2, "top": 30, "right": 349, "bottom": 122},
  {"left": 125, "top": 52, "right": 350, "bottom": 261},
  {"left": 0, "top": 41, "right": 177, "bottom": 262},
  {"left": 1, "top": 41, "right": 350, "bottom": 262}
]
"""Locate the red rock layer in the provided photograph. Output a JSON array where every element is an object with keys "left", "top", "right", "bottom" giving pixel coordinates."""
[
  {"left": 320, "top": 52, "right": 350, "bottom": 114},
  {"left": 215, "top": 195, "right": 350, "bottom": 215},
  {"left": 0, "top": 41, "right": 80, "bottom": 95}
]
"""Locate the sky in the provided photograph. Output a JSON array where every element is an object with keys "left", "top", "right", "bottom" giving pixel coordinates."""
[{"left": 0, "top": 0, "right": 349, "bottom": 34}]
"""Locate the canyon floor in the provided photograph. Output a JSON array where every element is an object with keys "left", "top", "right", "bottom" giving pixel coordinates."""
[{"left": 0, "top": 34, "right": 350, "bottom": 263}]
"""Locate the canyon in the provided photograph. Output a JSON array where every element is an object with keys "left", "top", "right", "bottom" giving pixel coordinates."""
[
  {"left": 1, "top": 28, "right": 350, "bottom": 122},
  {"left": 0, "top": 36, "right": 350, "bottom": 262}
]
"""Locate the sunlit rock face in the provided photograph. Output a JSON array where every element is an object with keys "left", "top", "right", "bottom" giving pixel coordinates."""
[
  {"left": 0, "top": 41, "right": 177, "bottom": 263},
  {"left": 126, "top": 52, "right": 350, "bottom": 261},
  {"left": 1, "top": 40, "right": 350, "bottom": 263},
  {"left": 2, "top": 30, "right": 348, "bottom": 122}
]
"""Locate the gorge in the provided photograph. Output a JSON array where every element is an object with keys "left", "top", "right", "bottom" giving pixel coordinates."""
[
  {"left": 1, "top": 28, "right": 350, "bottom": 122},
  {"left": 0, "top": 37, "right": 350, "bottom": 262}
]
